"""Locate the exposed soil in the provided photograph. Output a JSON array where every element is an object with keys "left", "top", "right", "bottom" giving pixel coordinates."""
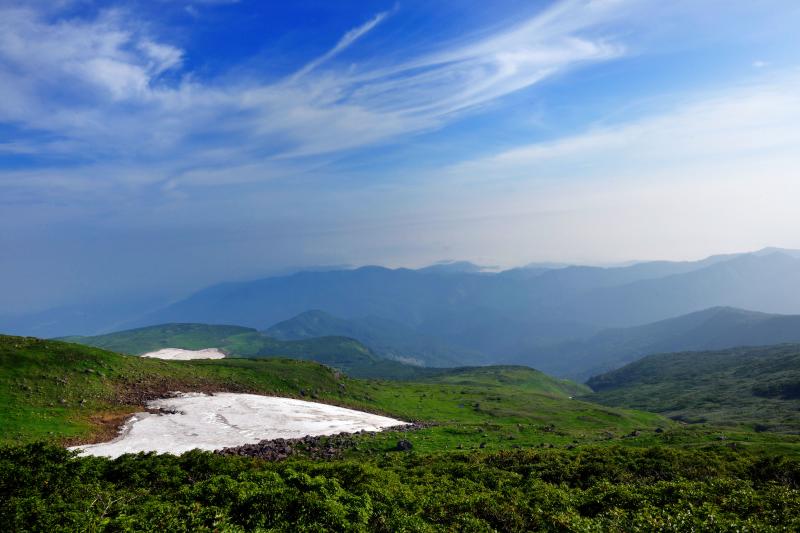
[
  {"left": 114, "top": 376, "right": 255, "bottom": 406},
  {"left": 62, "top": 410, "right": 138, "bottom": 447}
]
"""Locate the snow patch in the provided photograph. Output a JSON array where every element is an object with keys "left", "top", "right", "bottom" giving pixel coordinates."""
[
  {"left": 72, "top": 393, "right": 406, "bottom": 458},
  {"left": 140, "top": 347, "right": 226, "bottom": 360}
]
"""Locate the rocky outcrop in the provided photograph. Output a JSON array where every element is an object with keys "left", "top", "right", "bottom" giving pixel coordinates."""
[{"left": 217, "top": 422, "right": 430, "bottom": 461}]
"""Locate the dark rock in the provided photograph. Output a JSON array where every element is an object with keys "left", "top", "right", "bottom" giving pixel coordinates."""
[
  {"left": 479, "top": 442, "right": 487, "bottom": 449},
  {"left": 217, "top": 423, "right": 429, "bottom": 461},
  {"left": 396, "top": 439, "right": 413, "bottom": 451},
  {"left": 654, "top": 428, "right": 664, "bottom": 433}
]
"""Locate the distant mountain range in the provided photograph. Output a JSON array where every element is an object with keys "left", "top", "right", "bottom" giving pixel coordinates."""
[
  {"left": 516, "top": 306, "right": 800, "bottom": 380},
  {"left": 5, "top": 247, "right": 800, "bottom": 379}
]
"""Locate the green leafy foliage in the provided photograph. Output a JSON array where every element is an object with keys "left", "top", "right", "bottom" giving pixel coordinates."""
[{"left": 2, "top": 444, "right": 799, "bottom": 531}]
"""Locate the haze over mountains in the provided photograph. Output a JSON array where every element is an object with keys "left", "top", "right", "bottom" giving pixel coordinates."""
[
  {"left": 264, "top": 310, "right": 474, "bottom": 367},
  {"left": 4, "top": 247, "right": 800, "bottom": 379},
  {"left": 519, "top": 306, "right": 800, "bottom": 380}
]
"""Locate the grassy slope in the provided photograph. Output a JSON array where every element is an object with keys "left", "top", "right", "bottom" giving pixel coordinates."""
[
  {"left": 1, "top": 335, "right": 667, "bottom": 453},
  {"left": 61, "top": 323, "right": 258, "bottom": 354},
  {"left": 61, "top": 323, "right": 425, "bottom": 379},
  {"left": 418, "top": 365, "right": 590, "bottom": 397},
  {"left": 585, "top": 344, "right": 800, "bottom": 432}
]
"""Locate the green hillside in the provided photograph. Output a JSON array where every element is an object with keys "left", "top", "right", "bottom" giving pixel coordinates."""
[
  {"left": 62, "top": 323, "right": 421, "bottom": 379},
  {"left": 61, "top": 323, "right": 257, "bottom": 354},
  {"left": 585, "top": 344, "right": 800, "bottom": 432},
  {"left": 419, "top": 365, "right": 590, "bottom": 397},
  {"left": 1, "top": 334, "right": 661, "bottom": 450},
  {"left": 264, "top": 310, "right": 477, "bottom": 366}
]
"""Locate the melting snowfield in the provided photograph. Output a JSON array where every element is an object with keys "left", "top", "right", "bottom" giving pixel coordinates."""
[
  {"left": 140, "top": 347, "right": 226, "bottom": 360},
  {"left": 73, "top": 393, "right": 406, "bottom": 458}
]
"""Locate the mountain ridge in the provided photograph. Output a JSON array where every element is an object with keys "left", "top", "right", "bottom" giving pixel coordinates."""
[
  {"left": 516, "top": 305, "right": 800, "bottom": 380},
  {"left": 5, "top": 249, "right": 800, "bottom": 374}
]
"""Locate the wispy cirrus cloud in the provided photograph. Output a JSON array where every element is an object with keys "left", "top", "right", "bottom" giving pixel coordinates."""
[
  {"left": 291, "top": 11, "right": 391, "bottom": 81},
  {"left": 0, "top": 0, "right": 628, "bottom": 192}
]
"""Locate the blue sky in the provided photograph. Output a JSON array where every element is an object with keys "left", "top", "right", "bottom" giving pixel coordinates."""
[{"left": 1, "top": 0, "right": 800, "bottom": 312}]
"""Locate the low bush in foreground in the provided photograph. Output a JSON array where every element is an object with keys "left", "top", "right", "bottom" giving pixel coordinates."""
[{"left": 2, "top": 444, "right": 799, "bottom": 532}]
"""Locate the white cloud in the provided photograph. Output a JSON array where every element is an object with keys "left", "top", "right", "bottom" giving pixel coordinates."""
[
  {"left": 445, "top": 73, "right": 800, "bottom": 184},
  {"left": 0, "top": 0, "right": 629, "bottom": 191},
  {"left": 291, "top": 11, "right": 390, "bottom": 80},
  {"left": 366, "top": 72, "right": 800, "bottom": 264}
]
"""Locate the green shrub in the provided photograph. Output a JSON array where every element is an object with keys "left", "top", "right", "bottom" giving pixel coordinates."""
[{"left": 1, "top": 443, "right": 799, "bottom": 532}]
